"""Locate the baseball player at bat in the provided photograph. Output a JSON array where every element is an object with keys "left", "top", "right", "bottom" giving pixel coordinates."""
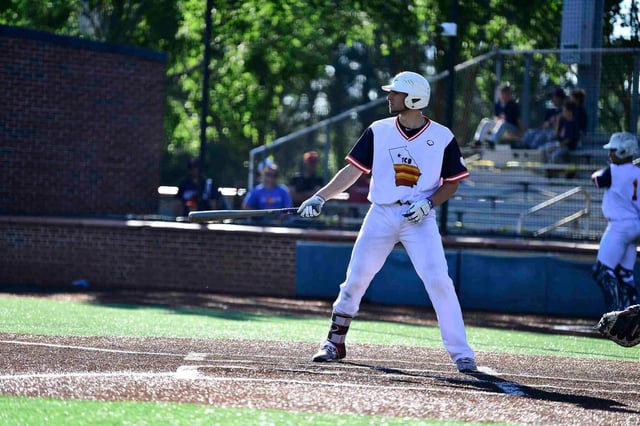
[
  {"left": 298, "top": 71, "right": 477, "bottom": 372},
  {"left": 591, "top": 132, "right": 640, "bottom": 312}
]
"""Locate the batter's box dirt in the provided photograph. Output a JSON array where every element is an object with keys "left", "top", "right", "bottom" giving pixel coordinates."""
[{"left": 0, "top": 333, "right": 639, "bottom": 424}]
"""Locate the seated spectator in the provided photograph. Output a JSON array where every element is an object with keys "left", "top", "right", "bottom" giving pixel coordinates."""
[
  {"left": 473, "top": 83, "right": 524, "bottom": 148},
  {"left": 175, "top": 157, "right": 225, "bottom": 217},
  {"left": 521, "top": 86, "right": 567, "bottom": 149},
  {"left": 243, "top": 163, "right": 293, "bottom": 222},
  {"left": 253, "top": 158, "right": 275, "bottom": 188},
  {"left": 346, "top": 174, "right": 371, "bottom": 204},
  {"left": 344, "top": 174, "right": 371, "bottom": 218},
  {"left": 543, "top": 86, "right": 567, "bottom": 130},
  {"left": 570, "top": 88, "right": 588, "bottom": 135},
  {"left": 540, "top": 99, "right": 580, "bottom": 166},
  {"left": 288, "top": 151, "right": 324, "bottom": 206}
]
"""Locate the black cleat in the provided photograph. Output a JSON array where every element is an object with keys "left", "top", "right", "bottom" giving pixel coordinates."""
[
  {"left": 456, "top": 357, "right": 478, "bottom": 372},
  {"left": 312, "top": 340, "right": 346, "bottom": 362}
]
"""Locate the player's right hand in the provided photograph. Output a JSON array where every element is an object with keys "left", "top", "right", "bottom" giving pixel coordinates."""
[{"left": 297, "top": 195, "right": 325, "bottom": 218}]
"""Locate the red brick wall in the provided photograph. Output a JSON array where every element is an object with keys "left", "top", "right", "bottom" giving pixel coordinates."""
[
  {"left": 0, "top": 216, "right": 358, "bottom": 297},
  {"left": 0, "top": 25, "right": 166, "bottom": 216}
]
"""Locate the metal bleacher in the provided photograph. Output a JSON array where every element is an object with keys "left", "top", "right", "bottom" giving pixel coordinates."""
[{"left": 448, "top": 149, "right": 607, "bottom": 240}]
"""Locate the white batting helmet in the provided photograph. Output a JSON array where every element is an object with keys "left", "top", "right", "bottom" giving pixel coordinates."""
[
  {"left": 603, "top": 132, "right": 639, "bottom": 158},
  {"left": 381, "top": 71, "right": 431, "bottom": 110}
]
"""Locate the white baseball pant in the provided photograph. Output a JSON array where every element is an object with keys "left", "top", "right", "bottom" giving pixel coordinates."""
[
  {"left": 597, "top": 219, "right": 640, "bottom": 270},
  {"left": 332, "top": 203, "right": 475, "bottom": 362}
]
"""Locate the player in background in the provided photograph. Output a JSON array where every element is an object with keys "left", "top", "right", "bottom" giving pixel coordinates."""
[
  {"left": 297, "top": 71, "right": 477, "bottom": 373},
  {"left": 176, "top": 157, "right": 225, "bottom": 217},
  {"left": 592, "top": 132, "right": 640, "bottom": 312}
]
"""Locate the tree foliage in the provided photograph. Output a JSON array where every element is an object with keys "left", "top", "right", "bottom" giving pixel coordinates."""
[{"left": 0, "top": 0, "right": 636, "bottom": 185}]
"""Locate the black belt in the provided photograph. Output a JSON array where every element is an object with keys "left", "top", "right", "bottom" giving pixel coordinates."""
[{"left": 396, "top": 200, "right": 412, "bottom": 205}]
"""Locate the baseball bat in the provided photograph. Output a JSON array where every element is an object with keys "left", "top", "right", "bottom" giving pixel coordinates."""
[{"left": 188, "top": 207, "right": 299, "bottom": 223}]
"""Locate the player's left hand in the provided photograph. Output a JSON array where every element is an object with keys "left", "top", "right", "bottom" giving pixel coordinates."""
[{"left": 403, "top": 198, "right": 433, "bottom": 224}]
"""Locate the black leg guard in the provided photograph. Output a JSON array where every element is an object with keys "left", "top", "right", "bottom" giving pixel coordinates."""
[
  {"left": 615, "top": 265, "right": 638, "bottom": 309},
  {"left": 593, "top": 261, "right": 624, "bottom": 311}
]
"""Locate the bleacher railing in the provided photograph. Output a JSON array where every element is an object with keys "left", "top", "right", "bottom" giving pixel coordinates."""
[{"left": 516, "top": 186, "right": 591, "bottom": 237}]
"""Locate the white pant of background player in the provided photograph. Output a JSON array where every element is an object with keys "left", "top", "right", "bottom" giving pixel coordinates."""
[
  {"left": 598, "top": 219, "right": 640, "bottom": 272},
  {"left": 332, "top": 203, "right": 475, "bottom": 362}
]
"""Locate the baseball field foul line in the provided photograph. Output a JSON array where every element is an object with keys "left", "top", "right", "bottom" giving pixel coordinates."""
[{"left": 0, "top": 339, "right": 183, "bottom": 358}]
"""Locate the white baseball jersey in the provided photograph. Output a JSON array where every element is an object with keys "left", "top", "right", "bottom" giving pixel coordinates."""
[
  {"left": 346, "top": 116, "right": 469, "bottom": 205},
  {"left": 592, "top": 162, "right": 640, "bottom": 270},
  {"left": 592, "top": 163, "right": 640, "bottom": 221}
]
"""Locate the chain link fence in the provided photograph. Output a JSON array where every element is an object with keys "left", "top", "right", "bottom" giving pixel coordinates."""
[{"left": 246, "top": 48, "right": 640, "bottom": 241}]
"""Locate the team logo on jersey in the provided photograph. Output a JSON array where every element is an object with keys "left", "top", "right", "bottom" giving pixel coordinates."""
[
  {"left": 389, "top": 146, "right": 421, "bottom": 187},
  {"left": 426, "top": 139, "right": 434, "bottom": 146}
]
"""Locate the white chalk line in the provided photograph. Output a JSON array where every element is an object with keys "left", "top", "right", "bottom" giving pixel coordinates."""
[
  {"left": 0, "top": 339, "right": 183, "bottom": 358},
  {"left": 0, "top": 371, "right": 176, "bottom": 380}
]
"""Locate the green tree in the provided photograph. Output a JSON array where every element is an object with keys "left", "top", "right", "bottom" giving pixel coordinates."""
[{"left": 2, "top": 0, "right": 636, "bottom": 187}]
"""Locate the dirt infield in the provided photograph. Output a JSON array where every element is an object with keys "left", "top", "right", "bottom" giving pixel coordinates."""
[{"left": 1, "top": 291, "right": 639, "bottom": 424}]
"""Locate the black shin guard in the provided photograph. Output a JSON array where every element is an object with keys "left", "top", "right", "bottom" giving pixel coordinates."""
[
  {"left": 615, "top": 265, "right": 638, "bottom": 308},
  {"left": 593, "top": 261, "right": 623, "bottom": 311}
]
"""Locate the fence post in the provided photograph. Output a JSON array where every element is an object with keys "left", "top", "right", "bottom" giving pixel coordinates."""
[
  {"left": 440, "top": 0, "right": 459, "bottom": 236},
  {"left": 199, "top": 0, "right": 213, "bottom": 170},
  {"left": 323, "top": 123, "right": 331, "bottom": 184},
  {"left": 495, "top": 52, "right": 502, "bottom": 91},
  {"left": 632, "top": 53, "right": 639, "bottom": 134},
  {"left": 521, "top": 54, "right": 532, "bottom": 129}
]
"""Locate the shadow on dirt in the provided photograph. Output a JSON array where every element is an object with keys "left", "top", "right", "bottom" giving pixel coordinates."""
[{"left": 345, "top": 361, "right": 638, "bottom": 415}]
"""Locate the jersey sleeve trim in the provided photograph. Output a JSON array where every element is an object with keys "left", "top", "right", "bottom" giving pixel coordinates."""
[
  {"left": 444, "top": 170, "right": 470, "bottom": 182},
  {"left": 592, "top": 167, "right": 611, "bottom": 189},
  {"left": 346, "top": 155, "right": 371, "bottom": 174}
]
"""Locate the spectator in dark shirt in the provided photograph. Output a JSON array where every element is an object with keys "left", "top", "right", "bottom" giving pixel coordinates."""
[
  {"left": 543, "top": 86, "right": 567, "bottom": 130},
  {"left": 521, "top": 86, "right": 568, "bottom": 149},
  {"left": 175, "top": 157, "right": 224, "bottom": 217},
  {"left": 288, "top": 151, "right": 324, "bottom": 206},
  {"left": 570, "top": 88, "right": 588, "bottom": 135},
  {"left": 541, "top": 99, "right": 580, "bottom": 164},
  {"left": 485, "top": 83, "right": 524, "bottom": 147},
  {"left": 472, "top": 83, "right": 524, "bottom": 148}
]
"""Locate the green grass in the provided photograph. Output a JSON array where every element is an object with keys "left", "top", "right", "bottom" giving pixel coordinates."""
[
  {"left": 0, "top": 396, "right": 472, "bottom": 426},
  {"left": 0, "top": 294, "right": 636, "bottom": 425},
  {"left": 0, "top": 296, "right": 635, "bottom": 361}
]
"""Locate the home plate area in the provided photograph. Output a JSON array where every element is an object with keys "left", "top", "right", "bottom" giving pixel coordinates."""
[{"left": 0, "top": 334, "right": 638, "bottom": 424}]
